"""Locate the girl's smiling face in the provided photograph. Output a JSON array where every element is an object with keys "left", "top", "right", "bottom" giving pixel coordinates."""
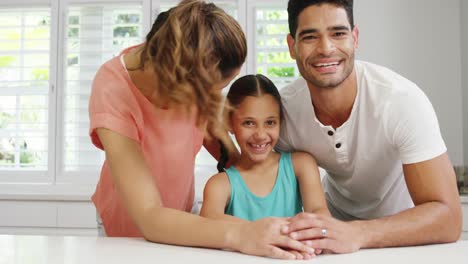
[{"left": 231, "top": 94, "right": 281, "bottom": 163}]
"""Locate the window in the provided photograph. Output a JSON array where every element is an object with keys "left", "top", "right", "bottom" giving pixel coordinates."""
[
  {"left": 0, "top": 4, "right": 53, "bottom": 182},
  {"left": 59, "top": 2, "right": 147, "bottom": 182},
  {"left": 255, "top": 8, "right": 298, "bottom": 88},
  {"left": 0, "top": 0, "right": 297, "bottom": 187},
  {"left": 246, "top": 1, "right": 299, "bottom": 88}
]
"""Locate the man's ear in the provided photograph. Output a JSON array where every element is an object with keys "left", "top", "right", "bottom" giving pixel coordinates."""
[
  {"left": 352, "top": 25, "right": 359, "bottom": 50},
  {"left": 287, "top": 34, "right": 296, "bottom": 60}
]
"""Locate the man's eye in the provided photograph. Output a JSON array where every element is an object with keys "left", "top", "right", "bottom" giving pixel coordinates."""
[{"left": 302, "top": 35, "right": 316, "bottom": 40}]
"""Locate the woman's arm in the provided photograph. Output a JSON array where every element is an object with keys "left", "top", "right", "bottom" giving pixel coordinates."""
[
  {"left": 199, "top": 173, "right": 247, "bottom": 223},
  {"left": 292, "top": 152, "right": 330, "bottom": 216},
  {"left": 97, "top": 128, "right": 314, "bottom": 259}
]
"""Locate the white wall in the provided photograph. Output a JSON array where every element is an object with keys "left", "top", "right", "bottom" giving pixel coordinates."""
[
  {"left": 462, "top": 0, "right": 468, "bottom": 165},
  {"left": 354, "top": 0, "right": 464, "bottom": 166}
]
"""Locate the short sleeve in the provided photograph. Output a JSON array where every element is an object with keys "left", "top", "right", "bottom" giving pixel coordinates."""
[
  {"left": 386, "top": 87, "right": 446, "bottom": 164},
  {"left": 275, "top": 95, "right": 296, "bottom": 153},
  {"left": 275, "top": 80, "right": 307, "bottom": 153},
  {"left": 276, "top": 120, "right": 294, "bottom": 152},
  {"left": 88, "top": 62, "right": 140, "bottom": 150}
]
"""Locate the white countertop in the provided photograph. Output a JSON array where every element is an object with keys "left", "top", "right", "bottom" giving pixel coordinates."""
[{"left": 0, "top": 235, "right": 467, "bottom": 264}]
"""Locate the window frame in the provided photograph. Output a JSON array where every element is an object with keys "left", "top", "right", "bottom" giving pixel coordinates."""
[{"left": 0, "top": 0, "right": 58, "bottom": 184}]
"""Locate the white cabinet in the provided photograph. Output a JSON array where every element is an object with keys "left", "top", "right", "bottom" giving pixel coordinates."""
[
  {"left": 0, "top": 200, "right": 97, "bottom": 236},
  {"left": 1, "top": 201, "right": 57, "bottom": 227},
  {"left": 461, "top": 198, "right": 468, "bottom": 240},
  {"left": 0, "top": 185, "right": 97, "bottom": 236}
]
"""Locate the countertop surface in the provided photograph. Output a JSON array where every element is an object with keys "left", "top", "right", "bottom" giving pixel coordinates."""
[{"left": 0, "top": 235, "right": 467, "bottom": 264}]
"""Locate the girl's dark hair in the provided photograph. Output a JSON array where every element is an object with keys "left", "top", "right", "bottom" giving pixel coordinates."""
[{"left": 217, "top": 74, "right": 282, "bottom": 172}]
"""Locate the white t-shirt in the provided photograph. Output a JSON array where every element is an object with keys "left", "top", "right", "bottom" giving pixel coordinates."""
[{"left": 276, "top": 60, "right": 447, "bottom": 220}]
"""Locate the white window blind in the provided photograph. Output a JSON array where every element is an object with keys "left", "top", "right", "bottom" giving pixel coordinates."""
[
  {"left": 60, "top": 3, "right": 145, "bottom": 178},
  {"left": 0, "top": 7, "right": 50, "bottom": 174},
  {"left": 254, "top": 7, "right": 299, "bottom": 89}
]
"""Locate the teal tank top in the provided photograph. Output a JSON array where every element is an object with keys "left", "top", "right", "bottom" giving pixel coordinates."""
[{"left": 224, "top": 152, "right": 303, "bottom": 221}]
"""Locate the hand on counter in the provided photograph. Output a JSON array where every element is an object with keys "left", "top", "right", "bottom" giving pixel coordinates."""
[
  {"left": 282, "top": 212, "right": 364, "bottom": 254},
  {"left": 232, "top": 217, "right": 317, "bottom": 260}
]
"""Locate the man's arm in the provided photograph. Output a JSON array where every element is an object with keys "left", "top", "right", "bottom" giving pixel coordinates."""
[
  {"left": 284, "top": 153, "right": 462, "bottom": 253},
  {"left": 357, "top": 152, "right": 462, "bottom": 247}
]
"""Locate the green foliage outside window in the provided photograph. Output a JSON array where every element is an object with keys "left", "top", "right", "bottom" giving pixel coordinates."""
[
  {"left": 113, "top": 26, "right": 139, "bottom": 37},
  {"left": 116, "top": 14, "right": 140, "bottom": 24},
  {"left": 0, "top": 56, "right": 14, "bottom": 67},
  {"left": 268, "top": 67, "right": 295, "bottom": 77},
  {"left": 256, "top": 10, "right": 298, "bottom": 83}
]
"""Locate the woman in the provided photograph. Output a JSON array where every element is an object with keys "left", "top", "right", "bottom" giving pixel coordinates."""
[{"left": 88, "top": 0, "right": 314, "bottom": 260}]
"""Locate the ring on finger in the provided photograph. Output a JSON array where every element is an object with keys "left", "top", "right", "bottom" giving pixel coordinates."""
[{"left": 321, "top": 228, "right": 327, "bottom": 237}]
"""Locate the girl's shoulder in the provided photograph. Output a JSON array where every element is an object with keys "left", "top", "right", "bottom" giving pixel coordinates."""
[
  {"left": 203, "top": 171, "right": 231, "bottom": 198},
  {"left": 205, "top": 171, "right": 230, "bottom": 188},
  {"left": 289, "top": 151, "right": 318, "bottom": 172}
]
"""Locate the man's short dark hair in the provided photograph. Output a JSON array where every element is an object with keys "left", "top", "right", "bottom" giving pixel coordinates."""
[{"left": 287, "top": 0, "right": 354, "bottom": 38}]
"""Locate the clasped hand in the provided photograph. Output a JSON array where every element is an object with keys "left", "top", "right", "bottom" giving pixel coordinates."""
[
  {"left": 235, "top": 213, "right": 364, "bottom": 260},
  {"left": 282, "top": 212, "right": 364, "bottom": 255}
]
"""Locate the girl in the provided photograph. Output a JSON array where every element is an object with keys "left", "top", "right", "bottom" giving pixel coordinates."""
[
  {"left": 200, "top": 74, "right": 330, "bottom": 223},
  {"left": 89, "top": 0, "right": 313, "bottom": 260}
]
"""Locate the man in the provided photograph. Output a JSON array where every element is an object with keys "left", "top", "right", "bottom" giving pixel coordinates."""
[{"left": 277, "top": 0, "right": 462, "bottom": 253}]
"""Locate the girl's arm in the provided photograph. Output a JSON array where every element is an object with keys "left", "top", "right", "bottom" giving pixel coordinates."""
[
  {"left": 292, "top": 152, "right": 331, "bottom": 216},
  {"left": 199, "top": 173, "right": 247, "bottom": 223},
  {"left": 97, "top": 128, "right": 313, "bottom": 259}
]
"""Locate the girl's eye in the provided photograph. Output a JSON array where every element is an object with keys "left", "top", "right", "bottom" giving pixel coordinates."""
[
  {"left": 243, "top": 120, "right": 254, "bottom": 126},
  {"left": 266, "top": 120, "right": 277, "bottom": 126}
]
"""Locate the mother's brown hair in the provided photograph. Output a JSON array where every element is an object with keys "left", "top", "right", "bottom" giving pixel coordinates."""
[{"left": 138, "top": 0, "right": 247, "bottom": 151}]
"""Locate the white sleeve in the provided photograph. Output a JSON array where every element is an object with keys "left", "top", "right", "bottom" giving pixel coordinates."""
[
  {"left": 386, "top": 87, "right": 446, "bottom": 164},
  {"left": 275, "top": 78, "right": 308, "bottom": 153},
  {"left": 275, "top": 120, "right": 294, "bottom": 152}
]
